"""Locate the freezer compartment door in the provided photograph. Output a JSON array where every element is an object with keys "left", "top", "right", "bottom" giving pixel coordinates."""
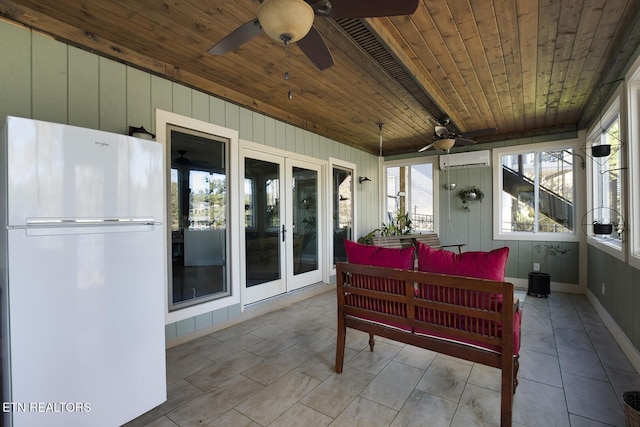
[
  {"left": 6, "top": 228, "right": 166, "bottom": 427},
  {"left": 5, "top": 116, "right": 163, "bottom": 226}
]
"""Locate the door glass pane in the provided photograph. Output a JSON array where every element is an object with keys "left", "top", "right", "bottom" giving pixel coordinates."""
[
  {"left": 333, "top": 167, "right": 352, "bottom": 264},
  {"left": 169, "top": 127, "right": 228, "bottom": 311},
  {"left": 293, "top": 166, "right": 318, "bottom": 275},
  {"left": 245, "top": 158, "right": 281, "bottom": 287},
  {"left": 410, "top": 163, "right": 434, "bottom": 232}
]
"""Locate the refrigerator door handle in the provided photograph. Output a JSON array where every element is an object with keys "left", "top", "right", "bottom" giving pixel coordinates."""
[{"left": 24, "top": 218, "right": 159, "bottom": 227}]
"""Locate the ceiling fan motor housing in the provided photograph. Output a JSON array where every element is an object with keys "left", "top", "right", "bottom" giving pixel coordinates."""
[{"left": 258, "top": 0, "right": 315, "bottom": 43}]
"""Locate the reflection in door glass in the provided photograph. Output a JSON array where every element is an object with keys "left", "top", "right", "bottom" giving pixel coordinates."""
[
  {"left": 293, "top": 167, "right": 318, "bottom": 275},
  {"left": 333, "top": 167, "right": 352, "bottom": 264},
  {"left": 169, "top": 127, "right": 228, "bottom": 311},
  {"left": 245, "top": 158, "right": 281, "bottom": 287}
]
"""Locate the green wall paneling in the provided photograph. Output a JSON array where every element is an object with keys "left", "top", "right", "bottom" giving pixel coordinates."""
[
  {"left": 126, "top": 67, "right": 152, "bottom": 131},
  {"left": 172, "top": 83, "right": 192, "bottom": 118},
  {"left": 263, "top": 116, "right": 277, "bottom": 147},
  {"left": 239, "top": 106, "right": 253, "bottom": 141},
  {"left": 68, "top": 46, "right": 99, "bottom": 129},
  {"left": 191, "top": 90, "right": 210, "bottom": 124},
  {"left": 251, "top": 111, "right": 266, "bottom": 145},
  {"left": 0, "top": 21, "right": 31, "bottom": 120},
  {"left": 99, "top": 58, "right": 127, "bottom": 134},
  {"left": 224, "top": 102, "right": 239, "bottom": 130},
  {"left": 32, "top": 33, "right": 67, "bottom": 124},
  {"left": 209, "top": 96, "right": 226, "bottom": 128},
  {"left": 151, "top": 75, "right": 172, "bottom": 132}
]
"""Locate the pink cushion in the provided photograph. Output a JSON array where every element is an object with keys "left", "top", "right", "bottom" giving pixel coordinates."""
[
  {"left": 344, "top": 240, "right": 415, "bottom": 270},
  {"left": 416, "top": 242, "right": 509, "bottom": 281}
]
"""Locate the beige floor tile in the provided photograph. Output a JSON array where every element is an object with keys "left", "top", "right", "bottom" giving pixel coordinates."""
[
  {"left": 300, "top": 368, "right": 375, "bottom": 418},
  {"left": 330, "top": 396, "right": 397, "bottom": 427},
  {"left": 166, "top": 375, "right": 263, "bottom": 427},
  {"left": 359, "top": 361, "right": 424, "bottom": 410},
  {"left": 235, "top": 370, "right": 320, "bottom": 425},
  {"left": 129, "top": 290, "right": 638, "bottom": 427},
  {"left": 415, "top": 355, "right": 472, "bottom": 402},
  {"left": 269, "top": 402, "right": 333, "bottom": 427},
  {"left": 205, "top": 409, "right": 260, "bottom": 427},
  {"left": 449, "top": 383, "right": 501, "bottom": 427},
  {"left": 185, "top": 351, "right": 264, "bottom": 391},
  {"left": 562, "top": 372, "right": 626, "bottom": 426},
  {"left": 392, "top": 344, "right": 438, "bottom": 370},
  {"left": 390, "top": 389, "right": 457, "bottom": 427}
]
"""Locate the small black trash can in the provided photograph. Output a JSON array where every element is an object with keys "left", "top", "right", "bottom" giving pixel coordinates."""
[
  {"left": 624, "top": 391, "right": 640, "bottom": 427},
  {"left": 527, "top": 272, "right": 550, "bottom": 297}
]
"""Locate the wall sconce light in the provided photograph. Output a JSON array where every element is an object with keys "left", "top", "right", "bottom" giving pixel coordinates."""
[
  {"left": 443, "top": 183, "right": 457, "bottom": 191},
  {"left": 359, "top": 176, "right": 371, "bottom": 184},
  {"left": 128, "top": 126, "right": 156, "bottom": 140}
]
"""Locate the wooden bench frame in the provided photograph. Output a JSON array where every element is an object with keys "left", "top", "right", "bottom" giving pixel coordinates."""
[
  {"left": 371, "top": 233, "right": 465, "bottom": 253},
  {"left": 335, "top": 262, "right": 520, "bottom": 427}
]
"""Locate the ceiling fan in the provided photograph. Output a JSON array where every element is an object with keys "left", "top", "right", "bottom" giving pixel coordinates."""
[
  {"left": 418, "top": 118, "right": 497, "bottom": 152},
  {"left": 208, "top": 0, "right": 420, "bottom": 71}
]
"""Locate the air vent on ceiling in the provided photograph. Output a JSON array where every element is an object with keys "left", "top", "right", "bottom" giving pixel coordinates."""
[{"left": 334, "top": 18, "right": 445, "bottom": 122}]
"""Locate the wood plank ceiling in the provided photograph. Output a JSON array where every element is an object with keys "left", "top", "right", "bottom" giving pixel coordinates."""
[{"left": 1, "top": 0, "right": 639, "bottom": 156}]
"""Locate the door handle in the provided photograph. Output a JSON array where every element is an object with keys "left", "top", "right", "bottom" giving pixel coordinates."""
[{"left": 282, "top": 224, "right": 287, "bottom": 242}]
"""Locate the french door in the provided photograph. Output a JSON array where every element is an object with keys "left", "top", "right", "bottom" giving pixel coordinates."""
[{"left": 242, "top": 150, "right": 323, "bottom": 304}]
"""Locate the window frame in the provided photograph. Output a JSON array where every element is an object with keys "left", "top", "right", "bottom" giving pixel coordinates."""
[
  {"left": 492, "top": 139, "right": 582, "bottom": 242},
  {"left": 382, "top": 157, "right": 439, "bottom": 234},
  {"left": 627, "top": 55, "right": 640, "bottom": 269},
  {"left": 585, "top": 88, "right": 627, "bottom": 262}
]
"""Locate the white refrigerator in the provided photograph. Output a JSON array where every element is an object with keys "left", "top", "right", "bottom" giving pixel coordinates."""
[{"left": 0, "top": 116, "right": 167, "bottom": 427}]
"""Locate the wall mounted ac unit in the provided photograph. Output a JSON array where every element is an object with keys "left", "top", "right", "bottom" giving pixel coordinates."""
[{"left": 439, "top": 150, "right": 491, "bottom": 170}]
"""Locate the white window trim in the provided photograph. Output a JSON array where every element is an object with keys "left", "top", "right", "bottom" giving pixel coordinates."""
[
  {"left": 585, "top": 87, "right": 627, "bottom": 262},
  {"left": 328, "top": 157, "right": 356, "bottom": 277},
  {"left": 382, "top": 156, "right": 440, "bottom": 234},
  {"left": 627, "top": 55, "right": 640, "bottom": 269},
  {"left": 156, "top": 109, "right": 241, "bottom": 325},
  {"left": 492, "top": 139, "right": 582, "bottom": 242}
]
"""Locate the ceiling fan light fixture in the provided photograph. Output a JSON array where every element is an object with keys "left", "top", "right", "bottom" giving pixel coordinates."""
[
  {"left": 433, "top": 138, "right": 456, "bottom": 151},
  {"left": 258, "top": 0, "right": 314, "bottom": 43}
]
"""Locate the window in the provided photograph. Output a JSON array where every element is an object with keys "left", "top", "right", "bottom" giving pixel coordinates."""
[
  {"left": 493, "top": 141, "right": 578, "bottom": 241},
  {"left": 586, "top": 95, "right": 625, "bottom": 255},
  {"left": 629, "top": 58, "right": 640, "bottom": 268},
  {"left": 384, "top": 159, "right": 436, "bottom": 233},
  {"left": 168, "top": 126, "right": 230, "bottom": 311}
]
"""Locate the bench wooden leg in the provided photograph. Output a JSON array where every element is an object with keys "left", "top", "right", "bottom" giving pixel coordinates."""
[
  {"left": 500, "top": 354, "right": 514, "bottom": 426},
  {"left": 368, "top": 333, "right": 375, "bottom": 352},
  {"left": 513, "top": 355, "right": 519, "bottom": 393},
  {"left": 335, "top": 316, "right": 346, "bottom": 373}
]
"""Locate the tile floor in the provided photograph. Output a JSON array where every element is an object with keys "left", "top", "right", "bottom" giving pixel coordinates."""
[{"left": 126, "top": 288, "right": 640, "bottom": 427}]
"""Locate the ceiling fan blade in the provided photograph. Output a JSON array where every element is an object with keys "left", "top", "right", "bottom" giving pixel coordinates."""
[
  {"left": 208, "top": 19, "right": 263, "bottom": 55},
  {"left": 418, "top": 143, "right": 435, "bottom": 153},
  {"left": 323, "top": 0, "right": 419, "bottom": 18},
  {"left": 454, "top": 138, "right": 478, "bottom": 146},
  {"left": 297, "top": 25, "right": 334, "bottom": 70},
  {"left": 460, "top": 127, "right": 497, "bottom": 139}
]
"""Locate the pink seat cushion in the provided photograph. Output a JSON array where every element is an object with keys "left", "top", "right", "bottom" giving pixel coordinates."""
[
  {"left": 344, "top": 240, "right": 415, "bottom": 270},
  {"left": 416, "top": 242, "right": 509, "bottom": 281}
]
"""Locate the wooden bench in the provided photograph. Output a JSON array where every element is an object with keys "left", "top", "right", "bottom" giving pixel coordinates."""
[
  {"left": 371, "top": 233, "right": 465, "bottom": 253},
  {"left": 335, "top": 262, "right": 521, "bottom": 427}
]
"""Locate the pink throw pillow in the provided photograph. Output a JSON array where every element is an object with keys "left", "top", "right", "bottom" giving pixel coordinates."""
[
  {"left": 416, "top": 242, "right": 509, "bottom": 281},
  {"left": 344, "top": 240, "right": 415, "bottom": 270}
]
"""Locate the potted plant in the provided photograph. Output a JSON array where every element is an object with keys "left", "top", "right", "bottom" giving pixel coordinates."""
[
  {"left": 528, "top": 243, "right": 569, "bottom": 297},
  {"left": 458, "top": 186, "right": 484, "bottom": 210},
  {"left": 593, "top": 221, "right": 614, "bottom": 235},
  {"left": 591, "top": 144, "right": 611, "bottom": 157}
]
